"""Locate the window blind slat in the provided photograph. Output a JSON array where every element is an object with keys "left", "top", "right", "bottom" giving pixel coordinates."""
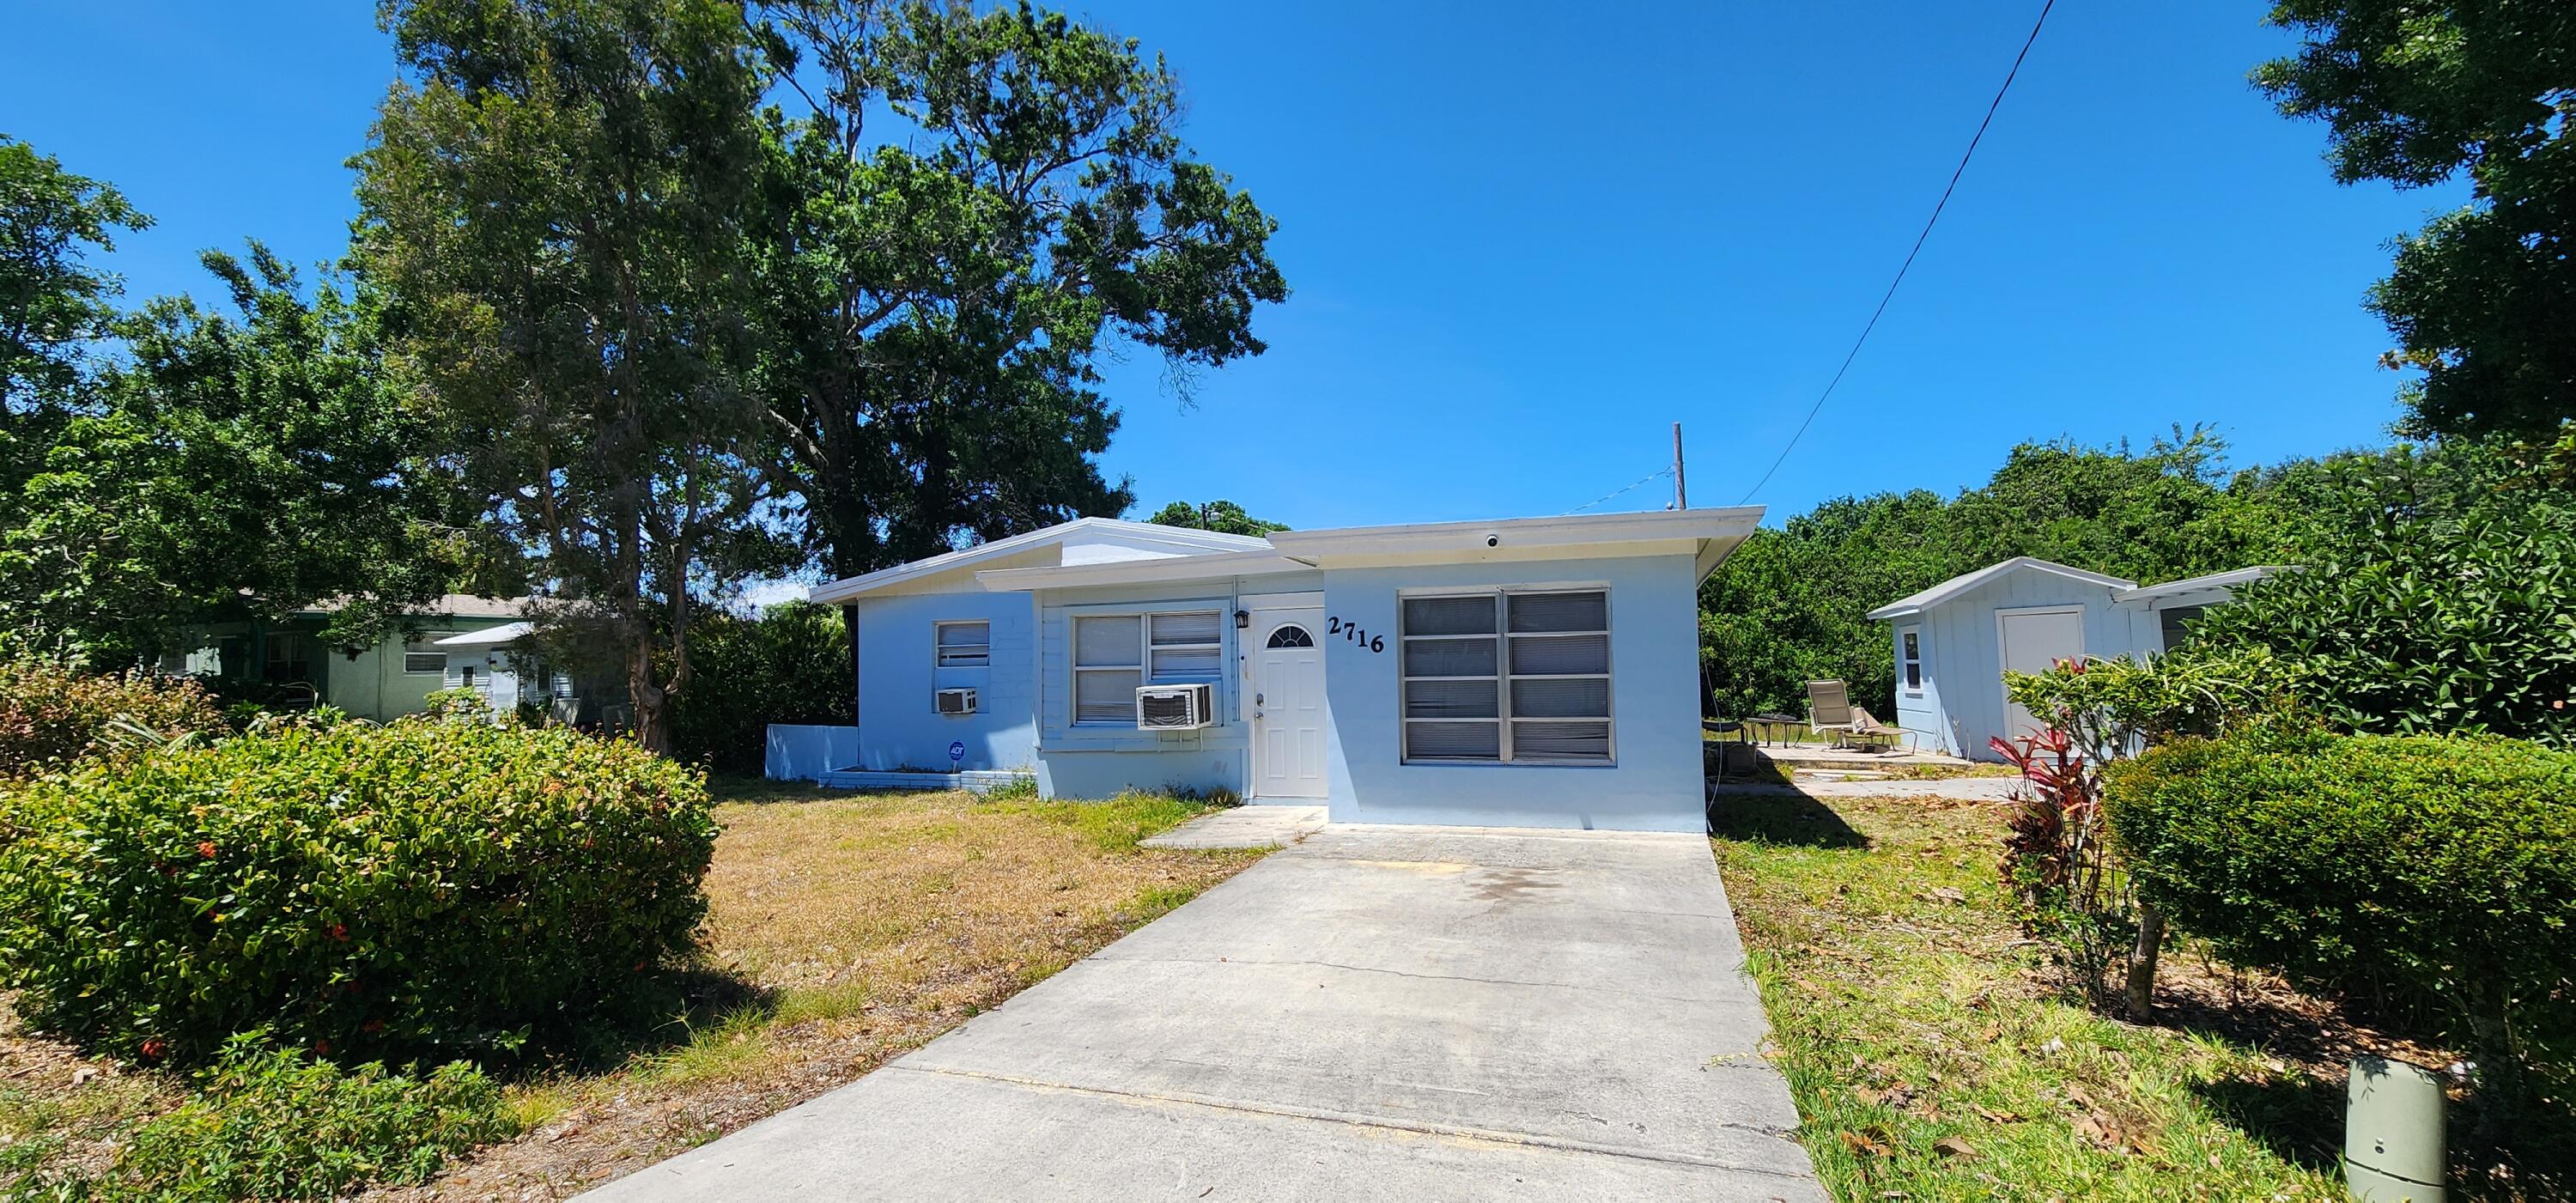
[
  {"left": 1406, "top": 677, "right": 1499, "bottom": 719},
  {"left": 1402, "top": 637, "right": 1498, "bottom": 678},
  {"left": 1150, "top": 611, "right": 1222, "bottom": 645},
  {"left": 1508, "top": 591, "right": 1607, "bottom": 633},
  {"left": 1509, "top": 632, "right": 1608, "bottom": 676},
  {"left": 1510, "top": 677, "right": 1608, "bottom": 719},
  {"left": 1512, "top": 720, "right": 1611, "bottom": 758},
  {"left": 1074, "top": 616, "right": 1141, "bottom": 667},
  {"left": 1401, "top": 596, "right": 1496, "bottom": 635},
  {"left": 1406, "top": 721, "right": 1501, "bottom": 759},
  {"left": 1075, "top": 669, "right": 1141, "bottom": 723},
  {"left": 1150, "top": 647, "right": 1222, "bottom": 679}
]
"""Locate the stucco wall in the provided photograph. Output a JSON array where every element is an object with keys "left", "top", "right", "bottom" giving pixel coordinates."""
[
  {"left": 1318, "top": 554, "right": 1706, "bottom": 832},
  {"left": 849, "top": 591, "right": 1039, "bottom": 772}
]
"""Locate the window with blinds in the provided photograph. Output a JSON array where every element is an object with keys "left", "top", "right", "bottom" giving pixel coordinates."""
[
  {"left": 1072, "top": 611, "right": 1221, "bottom": 726},
  {"left": 935, "top": 620, "right": 991, "bottom": 667},
  {"left": 1400, "top": 590, "right": 1611, "bottom": 763}
]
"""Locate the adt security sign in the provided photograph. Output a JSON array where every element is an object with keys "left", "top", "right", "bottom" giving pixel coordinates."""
[{"left": 948, "top": 740, "right": 965, "bottom": 766}]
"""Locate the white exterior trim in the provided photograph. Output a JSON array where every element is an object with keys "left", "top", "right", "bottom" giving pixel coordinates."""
[
  {"left": 1267, "top": 508, "right": 1760, "bottom": 567},
  {"left": 2111, "top": 565, "right": 2288, "bottom": 608},
  {"left": 1866, "top": 557, "right": 2137, "bottom": 621},
  {"left": 976, "top": 549, "right": 1311, "bottom": 592},
  {"left": 808, "top": 518, "right": 1267, "bottom": 604}
]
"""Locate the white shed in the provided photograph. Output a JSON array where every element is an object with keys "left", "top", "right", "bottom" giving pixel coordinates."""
[{"left": 1863, "top": 557, "right": 2281, "bottom": 759}]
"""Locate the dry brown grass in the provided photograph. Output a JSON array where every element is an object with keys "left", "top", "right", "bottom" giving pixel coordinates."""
[{"left": 373, "top": 780, "right": 1261, "bottom": 1200}]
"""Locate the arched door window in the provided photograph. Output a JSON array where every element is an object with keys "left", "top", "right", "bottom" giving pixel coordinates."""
[{"left": 1265, "top": 624, "right": 1315, "bottom": 649}]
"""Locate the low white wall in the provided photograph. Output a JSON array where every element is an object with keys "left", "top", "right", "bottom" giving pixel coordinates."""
[{"left": 766, "top": 724, "right": 860, "bottom": 781}]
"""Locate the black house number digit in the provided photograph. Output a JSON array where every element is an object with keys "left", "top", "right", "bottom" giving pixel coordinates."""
[{"left": 1318, "top": 617, "right": 1385, "bottom": 653}]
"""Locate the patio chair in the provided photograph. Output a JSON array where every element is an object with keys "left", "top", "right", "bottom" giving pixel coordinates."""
[
  {"left": 1847, "top": 706, "right": 1905, "bottom": 753},
  {"left": 1805, "top": 679, "right": 1863, "bottom": 749}
]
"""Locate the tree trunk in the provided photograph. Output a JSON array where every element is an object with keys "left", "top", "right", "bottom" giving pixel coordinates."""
[{"left": 2125, "top": 903, "right": 2166, "bottom": 1020}]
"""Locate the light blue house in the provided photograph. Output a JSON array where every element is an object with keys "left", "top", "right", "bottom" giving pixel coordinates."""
[
  {"left": 1864, "top": 557, "right": 2281, "bottom": 759},
  {"left": 775, "top": 509, "right": 1762, "bottom": 832}
]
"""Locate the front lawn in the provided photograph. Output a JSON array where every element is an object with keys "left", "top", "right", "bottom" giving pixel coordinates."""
[
  {"left": 1, "top": 781, "right": 1257, "bottom": 1200},
  {"left": 1714, "top": 792, "right": 2364, "bottom": 1202}
]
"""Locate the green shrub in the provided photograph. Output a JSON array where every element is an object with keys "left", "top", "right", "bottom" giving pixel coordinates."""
[
  {"left": 11, "top": 1035, "right": 512, "bottom": 1201},
  {"left": 2105, "top": 730, "right": 2576, "bottom": 1093},
  {"left": 0, "top": 720, "right": 718, "bottom": 1065},
  {"left": 2191, "top": 440, "right": 2576, "bottom": 745},
  {"left": 666, "top": 602, "right": 850, "bottom": 775},
  {"left": 0, "top": 661, "right": 230, "bottom": 783}
]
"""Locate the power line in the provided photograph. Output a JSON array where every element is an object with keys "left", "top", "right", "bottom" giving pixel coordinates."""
[
  {"left": 1564, "top": 467, "right": 1672, "bottom": 515},
  {"left": 1735, "top": 0, "right": 2058, "bottom": 507}
]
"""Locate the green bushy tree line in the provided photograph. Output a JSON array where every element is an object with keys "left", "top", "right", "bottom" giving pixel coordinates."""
[
  {"left": 666, "top": 601, "right": 854, "bottom": 775},
  {"left": 1701, "top": 431, "right": 2306, "bottom": 720}
]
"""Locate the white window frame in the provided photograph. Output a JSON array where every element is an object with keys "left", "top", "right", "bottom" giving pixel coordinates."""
[
  {"left": 403, "top": 642, "right": 447, "bottom": 675},
  {"left": 934, "top": 619, "right": 992, "bottom": 668},
  {"left": 1899, "top": 625, "right": 1923, "bottom": 695},
  {"left": 1398, "top": 586, "right": 1613, "bottom": 766},
  {"left": 1072, "top": 610, "right": 1223, "bottom": 727}
]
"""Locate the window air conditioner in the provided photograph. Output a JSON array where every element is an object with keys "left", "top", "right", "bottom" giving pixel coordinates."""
[
  {"left": 935, "top": 687, "right": 979, "bottom": 716},
  {"left": 1135, "top": 683, "right": 1214, "bottom": 731}
]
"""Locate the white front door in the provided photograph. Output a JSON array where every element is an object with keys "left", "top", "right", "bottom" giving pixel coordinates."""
[
  {"left": 1996, "top": 606, "right": 2086, "bottom": 741},
  {"left": 1249, "top": 609, "right": 1327, "bottom": 799}
]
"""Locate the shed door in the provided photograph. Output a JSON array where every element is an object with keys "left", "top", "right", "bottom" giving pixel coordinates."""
[
  {"left": 1249, "top": 611, "right": 1327, "bottom": 799},
  {"left": 1996, "top": 607, "right": 2084, "bottom": 743}
]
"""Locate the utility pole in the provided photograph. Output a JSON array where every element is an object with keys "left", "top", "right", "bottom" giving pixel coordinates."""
[{"left": 1671, "top": 422, "right": 1687, "bottom": 510}]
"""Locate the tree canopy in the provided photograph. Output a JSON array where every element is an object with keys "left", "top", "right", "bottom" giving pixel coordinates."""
[
  {"left": 2, "top": 247, "right": 457, "bottom": 662},
  {"left": 1143, "top": 499, "right": 1288, "bottom": 536},
  {"left": 748, "top": 0, "right": 1285, "bottom": 578},
  {"left": 2257, "top": 0, "right": 2575, "bottom": 443},
  {"left": 358, "top": 0, "right": 800, "bottom": 750}
]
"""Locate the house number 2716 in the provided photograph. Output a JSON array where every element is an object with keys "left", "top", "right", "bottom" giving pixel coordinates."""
[{"left": 1325, "top": 617, "right": 1384, "bottom": 653}]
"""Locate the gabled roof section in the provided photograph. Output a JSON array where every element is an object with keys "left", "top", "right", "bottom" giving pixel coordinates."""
[
  {"left": 807, "top": 518, "right": 1267, "bottom": 604},
  {"left": 1865, "top": 556, "right": 2136, "bottom": 622},
  {"left": 2112, "top": 566, "right": 2288, "bottom": 608}
]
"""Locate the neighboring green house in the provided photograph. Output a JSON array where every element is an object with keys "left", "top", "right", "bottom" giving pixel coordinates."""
[{"left": 165, "top": 595, "right": 570, "bottom": 722}]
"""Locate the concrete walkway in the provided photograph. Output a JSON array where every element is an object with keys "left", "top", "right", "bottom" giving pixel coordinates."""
[
  {"left": 1711, "top": 775, "right": 2020, "bottom": 801},
  {"left": 1139, "top": 804, "right": 1328, "bottom": 850},
  {"left": 586, "top": 824, "right": 1823, "bottom": 1202}
]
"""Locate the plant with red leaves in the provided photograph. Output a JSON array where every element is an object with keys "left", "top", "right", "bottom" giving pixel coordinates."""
[{"left": 1990, "top": 723, "right": 2138, "bottom": 1009}]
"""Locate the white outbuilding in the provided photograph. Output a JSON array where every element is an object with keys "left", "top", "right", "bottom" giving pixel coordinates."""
[{"left": 1864, "top": 557, "right": 2282, "bottom": 759}]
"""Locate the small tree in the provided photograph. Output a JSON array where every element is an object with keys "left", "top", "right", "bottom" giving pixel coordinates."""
[{"left": 1996, "top": 647, "right": 2300, "bottom": 1015}]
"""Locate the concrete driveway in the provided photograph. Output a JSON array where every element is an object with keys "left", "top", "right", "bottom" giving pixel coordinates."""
[{"left": 586, "top": 824, "right": 1822, "bottom": 1201}]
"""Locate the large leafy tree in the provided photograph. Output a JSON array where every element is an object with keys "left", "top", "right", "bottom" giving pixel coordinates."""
[
  {"left": 0, "top": 137, "right": 144, "bottom": 417},
  {"left": 2, "top": 137, "right": 148, "bottom": 551},
  {"left": 1143, "top": 499, "right": 1287, "bottom": 536},
  {"left": 1, "top": 246, "right": 459, "bottom": 662},
  {"left": 750, "top": 0, "right": 1286, "bottom": 578},
  {"left": 358, "top": 0, "right": 798, "bottom": 750},
  {"left": 2256, "top": 1, "right": 2575, "bottom": 442}
]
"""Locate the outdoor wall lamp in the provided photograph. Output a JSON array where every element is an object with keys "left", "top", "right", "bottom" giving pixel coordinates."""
[{"left": 1234, "top": 610, "right": 1250, "bottom": 629}]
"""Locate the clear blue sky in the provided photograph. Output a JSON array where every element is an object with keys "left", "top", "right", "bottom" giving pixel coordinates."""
[{"left": 3, "top": 1, "right": 2461, "bottom": 534}]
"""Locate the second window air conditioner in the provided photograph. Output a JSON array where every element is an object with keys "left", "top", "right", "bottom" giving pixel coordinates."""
[
  {"left": 934, "top": 687, "right": 979, "bottom": 716},
  {"left": 1135, "top": 682, "right": 1214, "bottom": 731}
]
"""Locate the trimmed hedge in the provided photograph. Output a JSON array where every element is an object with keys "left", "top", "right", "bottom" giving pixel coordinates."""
[
  {"left": 2105, "top": 730, "right": 2576, "bottom": 1081},
  {"left": 0, "top": 719, "right": 717, "bottom": 1064},
  {"left": 0, "top": 660, "right": 231, "bottom": 782}
]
